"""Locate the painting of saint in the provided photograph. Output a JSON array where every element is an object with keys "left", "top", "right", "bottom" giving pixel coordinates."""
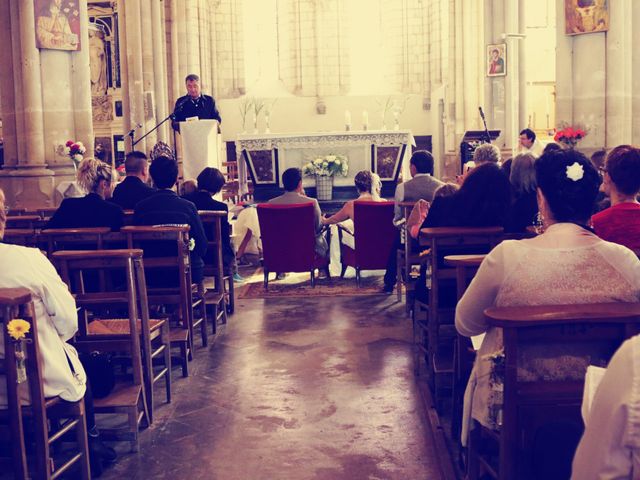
[
  {"left": 486, "top": 44, "right": 506, "bottom": 77},
  {"left": 565, "top": 0, "right": 609, "bottom": 35},
  {"left": 35, "top": 0, "right": 81, "bottom": 51}
]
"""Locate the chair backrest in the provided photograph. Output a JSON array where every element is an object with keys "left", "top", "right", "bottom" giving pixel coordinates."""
[
  {"left": 257, "top": 203, "right": 317, "bottom": 273},
  {"left": 198, "top": 211, "right": 226, "bottom": 283},
  {"left": 6, "top": 215, "right": 41, "bottom": 230},
  {"left": 40, "top": 227, "right": 112, "bottom": 256},
  {"left": 484, "top": 303, "right": 640, "bottom": 480},
  {"left": 352, "top": 201, "right": 396, "bottom": 269},
  {"left": 52, "top": 250, "right": 147, "bottom": 390},
  {"left": 2, "top": 228, "right": 38, "bottom": 248},
  {"left": 0, "top": 288, "right": 48, "bottom": 479}
]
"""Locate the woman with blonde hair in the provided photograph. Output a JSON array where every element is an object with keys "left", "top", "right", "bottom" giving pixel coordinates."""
[{"left": 47, "top": 157, "right": 124, "bottom": 230}]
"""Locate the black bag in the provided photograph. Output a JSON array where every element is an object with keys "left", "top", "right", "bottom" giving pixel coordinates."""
[{"left": 80, "top": 351, "right": 116, "bottom": 399}]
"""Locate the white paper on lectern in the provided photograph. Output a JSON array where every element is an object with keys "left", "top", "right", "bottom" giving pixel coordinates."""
[{"left": 180, "top": 119, "right": 221, "bottom": 181}]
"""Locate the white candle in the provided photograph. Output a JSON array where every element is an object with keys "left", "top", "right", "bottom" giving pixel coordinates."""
[
  {"left": 345, "top": 110, "right": 351, "bottom": 126},
  {"left": 362, "top": 110, "right": 369, "bottom": 128}
]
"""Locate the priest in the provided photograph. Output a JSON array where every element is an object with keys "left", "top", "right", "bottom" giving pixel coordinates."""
[{"left": 172, "top": 74, "right": 222, "bottom": 132}]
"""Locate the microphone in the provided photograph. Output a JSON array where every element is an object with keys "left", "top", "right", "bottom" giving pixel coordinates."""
[{"left": 478, "top": 106, "right": 485, "bottom": 120}]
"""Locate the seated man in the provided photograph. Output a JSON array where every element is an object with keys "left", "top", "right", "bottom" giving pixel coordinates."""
[
  {"left": 269, "top": 167, "right": 328, "bottom": 257},
  {"left": 110, "top": 151, "right": 156, "bottom": 210},
  {"left": 134, "top": 156, "right": 208, "bottom": 283},
  {"left": 592, "top": 145, "right": 640, "bottom": 250},
  {"left": 383, "top": 150, "right": 444, "bottom": 293},
  {"left": 182, "top": 167, "right": 242, "bottom": 281}
]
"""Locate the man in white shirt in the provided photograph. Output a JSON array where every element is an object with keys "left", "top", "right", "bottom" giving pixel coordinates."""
[{"left": 519, "top": 128, "right": 545, "bottom": 158}]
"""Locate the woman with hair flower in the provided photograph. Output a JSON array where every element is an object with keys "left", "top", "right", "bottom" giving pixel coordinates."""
[{"left": 455, "top": 149, "right": 640, "bottom": 475}]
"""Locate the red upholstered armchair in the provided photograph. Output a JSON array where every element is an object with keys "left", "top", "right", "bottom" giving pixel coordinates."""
[
  {"left": 257, "top": 203, "right": 329, "bottom": 290},
  {"left": 338, "top": 201, "right": 396, "bottom": 287}
]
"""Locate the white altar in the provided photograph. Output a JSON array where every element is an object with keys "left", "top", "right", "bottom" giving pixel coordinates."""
[{"left": 235, "top": 130, "right": 415, "bottom": 198}]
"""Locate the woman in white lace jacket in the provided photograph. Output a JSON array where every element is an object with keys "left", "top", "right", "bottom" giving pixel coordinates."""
[
  {"left": 456, "top": 149, "right": 640, "bottom": 444},
  {"left": 571, "top": 334, "right": 640, "bottom": 479}
]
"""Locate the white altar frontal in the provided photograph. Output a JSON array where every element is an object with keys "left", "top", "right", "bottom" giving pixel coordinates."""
[{"left": 235, "top": 130, "right": 415, "bottom": 200}]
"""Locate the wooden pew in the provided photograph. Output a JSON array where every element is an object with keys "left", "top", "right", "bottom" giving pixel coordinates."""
[
  {"left": 467, "top": 303, "right": 640, "bottom": 480},
  {"left": 396, "top": 200, "right": 423, "bottom": 315},
  {"left": 416, "top": 226, "right": 503, "bottom": 409}
]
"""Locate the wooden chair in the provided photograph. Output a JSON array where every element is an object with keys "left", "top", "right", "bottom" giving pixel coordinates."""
[
  {"left": 53, "top": 250, "right": 155, "bottom": 451},
  {"left": 199, "top": 211, "right": 230, "bottom": 333},
  {"left": 0, "top": 288, "right": 91, "bottom": 479},
  {"left": 415, "top": 227, "right": 503, "bottom": 409},
  {"left": 53, "top": 249, "right": 171, "bottom": 426},
  {"left": 396, "top": 200, "right": 423, "bottom": 314},
  {"left": 2, "top": 228, "right": 38, "bottom": 248},
  {"left": 467, "top": 303, "right": 640, "bottom": 480},
  {"left": 257, "top": 203, "right": 330, "bottom": 290},
  {"left": 40, "top": 227, "right": 112, "bottom": 256},
  {"left": 338, "top": 201, "right": 396, "bottom": 287},
  {"left": 121, "top": 226, "right": 199, "bottom": 377},
  {"left": 444, "top": 254, "right": 486, "bottom": 452}
]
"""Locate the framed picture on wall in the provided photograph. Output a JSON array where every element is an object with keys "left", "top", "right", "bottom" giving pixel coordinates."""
[
  {"left": 486, "top": 44, "right": 506, "bottom": 77},
  {"left": 34, "top": 0, "right": 81, "bottom": 51},
  {"left": 565, "top": 0, "right": 609, "bottom": 35}
]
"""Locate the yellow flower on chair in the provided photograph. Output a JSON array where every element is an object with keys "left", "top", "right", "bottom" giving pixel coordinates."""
[{"left": 7, "top": 319, "right": 31, "bottom": 341}]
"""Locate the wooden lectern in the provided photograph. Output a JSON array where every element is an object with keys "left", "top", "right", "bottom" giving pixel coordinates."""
[{"left": 179, "top": 119, "right": 222, "bottom": 181}]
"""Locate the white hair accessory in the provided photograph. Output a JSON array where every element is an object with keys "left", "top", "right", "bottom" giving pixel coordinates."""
[{"left": 566, "top": 162, "right": 584, "bottom": 182}]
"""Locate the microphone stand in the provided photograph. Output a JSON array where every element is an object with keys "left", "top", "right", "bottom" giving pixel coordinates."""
[
  {"left": 479, "top": 108, "right": 492, "bottom": 144},
  {"left": 133, "top": 113, "right": 175, "bottom": 148}
]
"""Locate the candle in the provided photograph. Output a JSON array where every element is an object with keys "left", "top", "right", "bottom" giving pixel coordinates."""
[
  {"left": 362, "top": 110, "right": 369, "bottom": 129},
  {"left": 345, "top": 110, "right": 352, "bottom": 126}
]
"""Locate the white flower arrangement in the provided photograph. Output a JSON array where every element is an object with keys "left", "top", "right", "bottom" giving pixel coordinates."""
[
  {"left": 566, "top": 162, "right": 584, "bottom": 182},
  {"left": 302, "top": 154, "right": 349, "bottom": 177},
  {"left": 188, "top": 238, "right": 195, "bottom": 251}
]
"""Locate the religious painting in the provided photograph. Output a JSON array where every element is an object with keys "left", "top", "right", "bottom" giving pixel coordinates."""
[
  {"left": 375, "top": 146, "right": 401, "bottom": 180},
  {"left": 565, "top": 0, "right": 609, "bottom": 35},
  {"left": 246, "top": 149, "right": 277, "bottom": 184},
  {"left": 34, "top": 0, "right": 81, "bottom": 51},
  {"left": 486, "top": 44, "right": 506, "bottom": 77}
]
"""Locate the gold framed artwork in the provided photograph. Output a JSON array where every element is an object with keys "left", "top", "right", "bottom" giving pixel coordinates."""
[
  {"left": 34, "top": 0, "right": 81, "bottom": 51},
  {"left": 565, "top": 0, "right": 609, "bottom": 35},
  {"left": 486, "top": 44, "right": 506, "bottom": 77}
]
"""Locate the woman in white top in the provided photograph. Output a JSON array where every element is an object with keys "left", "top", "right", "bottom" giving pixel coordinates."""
[
  {"left": 456, "top": 149, "right": 640, "bottom": 444},
  {"left": 0, "top": 188, "right": 117, "bottom": 473},
  {"left": 571, "top": 334, "right": 640, "bottom": 479}
]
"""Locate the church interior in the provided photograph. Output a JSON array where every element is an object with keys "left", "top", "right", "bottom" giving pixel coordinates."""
[{"left": 2, "top": 0, "right": 640, "bottom": 479}]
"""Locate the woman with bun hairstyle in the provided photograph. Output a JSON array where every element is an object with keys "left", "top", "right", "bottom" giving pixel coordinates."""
[{"left": 455, "top": 149, "right": 640, "bottom": 462}]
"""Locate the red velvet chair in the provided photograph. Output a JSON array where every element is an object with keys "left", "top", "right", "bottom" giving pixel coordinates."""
[
  {"left": 257, "top": 203, "right": 329, "bottom": 290},
  {"left": 338, "top": 201, "right": 396, "bottom": 287}
]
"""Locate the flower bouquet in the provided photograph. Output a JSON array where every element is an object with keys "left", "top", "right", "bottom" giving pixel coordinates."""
[
  {"left": 302, "top": 154, "right": 349, "bottom": 201},
  {"left": 554, "top": 125, "right": 587, "bottom": 149},
  {"left": 6, "top": 318, "right": 31, "bottom": 384},
  {"left": 64, "top": 140, "right": 87, "bottom": 170}
]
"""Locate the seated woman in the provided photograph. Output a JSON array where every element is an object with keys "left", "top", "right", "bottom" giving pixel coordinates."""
[
  {"left": 571, "top": 333, "right": 640, "bottom": 479},
  {"left": 506, "top": 153, "right": 538, "bottom": 233},
  {"left": 0, "top": 188, "right": 116, "bottom": 474},
  {"left": 456, "top": 149, "right": 640, "bottom": 444},
  {"left": 591, "top": 145, "right": 640, "bottom": 251},
  {"left": 46, "top": 158, "right": 124, "bottom": 231},
  {"left": 321, "top": 170, "right": 385, "bottom": 227},
  {"left": 182, "top": 167, "right": 242, "bottom": 281},
  {"left": 422, "top": 162, "right": 511, "bottom": 229}
]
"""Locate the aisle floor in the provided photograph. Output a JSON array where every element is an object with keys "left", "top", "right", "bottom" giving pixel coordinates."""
[{"left": 101, "top": 295, "right": 444, "bottom": 479}]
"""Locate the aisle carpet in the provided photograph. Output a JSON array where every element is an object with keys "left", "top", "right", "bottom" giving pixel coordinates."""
[{"left": 237, "top": 271, "right": 392, "bottom": 298}]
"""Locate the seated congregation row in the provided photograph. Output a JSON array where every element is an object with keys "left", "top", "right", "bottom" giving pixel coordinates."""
[{"left": 418, "top": 145, "right": 640, "bottom": 479}]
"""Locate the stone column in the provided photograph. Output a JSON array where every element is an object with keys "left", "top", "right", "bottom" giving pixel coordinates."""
[
  {"left": 118, "top": 0, "right": 133, "bottom": 153},
  {"left": 0, "top": 0, "right": 18, "bottom": 169},
  {"left": 124, "top": 0, "right": 147, "bottom": 154},
  {"left": 151, "top": 0, "right": 169, "bottom": 143},
  {"left": 141, "top": 0, "right": 158, "bottom": 149}
]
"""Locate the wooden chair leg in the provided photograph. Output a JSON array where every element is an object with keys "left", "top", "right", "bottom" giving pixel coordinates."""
[
  {"left": 74, "top": 405, "right": 91, "bottom": 480},
  {"left": 264, "top": 270, "right": 269, "bottom": 290},
  {"left": 226, "top": 276, "right": 234, "bottom": 316},
  {"left": 163, "top": 325, "right": 172, "bottom": 403},
  {"left": 310, "top": 270, "right": 316, "bottom": 287},
  {"left": 340, "top": 264, "right": 347, "bottom": 278},
  {"left": 180, "top": 341, "right": 189, "bottom": 377},
  {"left": 128, "top": 410, "right": 139, "bottom": 453},
  {"left": 356, "top": 268, "right": 361, "bottom": 288}
]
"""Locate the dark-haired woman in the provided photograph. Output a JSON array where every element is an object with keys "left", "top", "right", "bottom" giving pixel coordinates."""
[
  {"left": 506, "top": 153, "right": 538, "bottom": 232},
  {"left": 456, "top": 149, "right": 640, "bottom": 449},
  {"left": 182, "top": 167, "right": 241, "bottom": 282},
  {"left": 591, "top": 145, "right": 640, "bottom": 251}
]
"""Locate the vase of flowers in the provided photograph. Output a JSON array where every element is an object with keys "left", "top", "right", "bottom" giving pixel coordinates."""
[
  {"left": 302, "top": 154, "right": 349, "bottom": 201},
  {"left": 554, "top": 125, "right": 587, "bottom": 149},
  {"left": 64, "top": 140, "right": 87, "bottom": 171}
]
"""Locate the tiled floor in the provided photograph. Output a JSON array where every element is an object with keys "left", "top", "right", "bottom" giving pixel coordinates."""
[{"left": 101, "top": 294, "right": 444, "bottom": 479}]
